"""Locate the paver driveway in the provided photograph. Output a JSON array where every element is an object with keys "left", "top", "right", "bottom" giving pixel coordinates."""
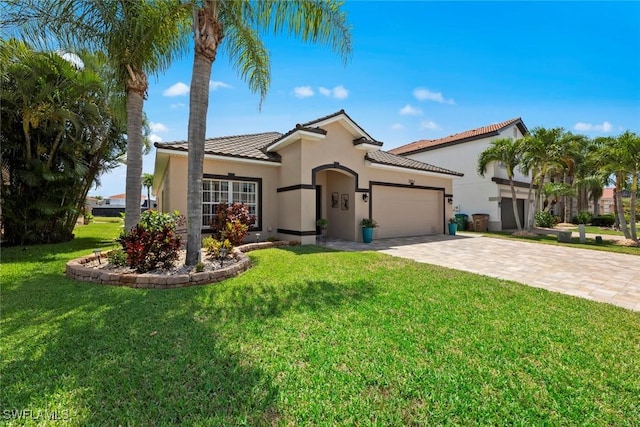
[{"left": 324, "top": 234, "right": 640, "bottom": 312}]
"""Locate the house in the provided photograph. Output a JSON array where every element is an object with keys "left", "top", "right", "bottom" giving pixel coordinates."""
[
  {"left": 390, "top": 118, "right": 530, "bottom": 231},
  {"left": 91, "top": 193, "right": 151, "bottom": 217},
  {"left": 153, "top": 110, "right": 463, "bottom": 244},
  {"left": 594, "top": 187, "right": 615, "bottom": 215}
]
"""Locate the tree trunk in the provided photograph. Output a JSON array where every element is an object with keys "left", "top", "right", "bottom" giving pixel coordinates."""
[
  {"left": 593, "top": 193, "right": 600, "bottom": 217},
  {"left": 124, "top": 70, "right": 148, "bottom": 233},
  {"left": 185, "top": 4, "right": 223, "bottom": 266},
  {"left": 615, "top": 176, "right": 631, "bottom": 239},
  {"left": 630, "top": 174, "right": 638, "bottom": 241},
  {"left": 509, "top": 178, "right": 523, "bottom": 231}
]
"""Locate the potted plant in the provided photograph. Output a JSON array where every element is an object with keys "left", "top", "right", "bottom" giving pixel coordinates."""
[
  {"left": 448, "top": 217, "right": 458, "bottom": 236},
  {"left": 316, "top": 218, "right": 328, "bottom": 237},
  {"left": 360, "top": 218, "right": 378, "bottom": 243}
]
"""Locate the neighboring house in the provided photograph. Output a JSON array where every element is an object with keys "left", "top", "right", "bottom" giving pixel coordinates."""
[
  {"left": 594, "top": 187, "right": 615, "bottom": 215},
  {"left": 91, "top": 193, "right": 150, "bottom": 217},
  {"left": 153, "top": 110, "right": 463, "bottom": 244},
  {"left": 390, "top": 118, "right": 530, "bottom": 231}
]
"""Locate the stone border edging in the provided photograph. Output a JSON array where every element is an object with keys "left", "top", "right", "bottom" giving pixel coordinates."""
[{"left": 66, "top": 240, "right": 298, "bottom": 289}]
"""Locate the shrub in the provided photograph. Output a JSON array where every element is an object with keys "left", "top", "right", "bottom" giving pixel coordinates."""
[
  {"left": 117, "top": 210, "right": 184, "bottom": 273},
  {"left": 210, "top": 203, "right": 255, "bottom": 244},
  {"left": 573, "top": 211, "right": 592, "bottom": 225},
  {"left": 195, "top": 262, "right": 205, "bottom": 273},
  {"left": 107, "top": 248, "right": 128, "bottom": 267},
  {"left": 535, "top": 211, "right": 557, "bottom": 228},
  {"left": 591, "top": 214, "right": 615, "bottom": 227},
  {"left": 202, "top": 237, "right": 233, "bottom": 259}
]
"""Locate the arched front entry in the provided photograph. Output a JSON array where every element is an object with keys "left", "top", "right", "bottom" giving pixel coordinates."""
[{"left": 312, "top": 164, "right": 366, "bottom": 241}]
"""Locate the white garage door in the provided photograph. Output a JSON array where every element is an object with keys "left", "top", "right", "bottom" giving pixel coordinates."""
[{"left": 372, "top": 186, "right": 443, "bottom": 238}]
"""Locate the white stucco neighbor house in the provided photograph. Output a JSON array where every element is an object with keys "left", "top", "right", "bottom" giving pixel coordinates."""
[
  {"left": 390, "top": 118, "right": 530, "bottom": 231},
  {"left": 153, "top": 110, "right": 463, "bottom": 244}
]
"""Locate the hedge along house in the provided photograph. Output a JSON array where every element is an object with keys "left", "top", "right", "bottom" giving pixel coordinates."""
[
  {"left": 390, "top": 118, "right": 530, "bottom": 231},
  {"left": 153, "top": 110, "right": 463, "bottom": 244}
]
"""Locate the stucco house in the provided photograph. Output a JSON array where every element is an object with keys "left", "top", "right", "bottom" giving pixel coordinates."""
[
  {"left": 153, "top": 110, "right": 463, "bottom": 244},
  {"left": 390, "top": 118, "right": 530, "bottom": 231}
]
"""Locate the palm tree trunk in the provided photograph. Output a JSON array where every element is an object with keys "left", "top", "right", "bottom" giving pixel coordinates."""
[
  {"left": 186, "top": 3, "right": 223, "bottom": 266},
  {"left": 630, "top": 174, "right": 638, "bottom": 240},
  {"left": 525, "top": 172, "right": 537, "bottom": 231},
  {"left": 124, "top": 78, "right": 146, "bottom": 232},
  {"left": 614, "top": 174, "right": 631, "bottom": 239},
  {"left": 509, "top": 179, "right": 522, "bottom": 231}
]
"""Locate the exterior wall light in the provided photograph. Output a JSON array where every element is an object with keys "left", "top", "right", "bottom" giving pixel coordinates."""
[{"left": 362, "top": 193, "right": 369, "bottom": 202}]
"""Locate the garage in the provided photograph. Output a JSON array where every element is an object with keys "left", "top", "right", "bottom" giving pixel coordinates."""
[
  {"left": 501, "top": 197, "right": 525, "bottom": 230},
  {"left": 371, "top": 184, "right": 444, "bottom": 238}
]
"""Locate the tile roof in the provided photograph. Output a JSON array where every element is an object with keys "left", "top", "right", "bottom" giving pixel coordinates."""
[
  {"left": 390, "top": 117, "right": 527, "bottom": 155},
  {"left": 366, "top": 150, "right": 463, "bottom": 177},
  {"left": 155, "top": 132, "right": 283, "bottom": 162},
  {"left": 302, "top": 109, "right": 379, "bottom": 143}
]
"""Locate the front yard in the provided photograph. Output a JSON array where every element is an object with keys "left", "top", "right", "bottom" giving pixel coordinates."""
[{"left": 1, "top": 221, "right": 639, "bottom": 425}]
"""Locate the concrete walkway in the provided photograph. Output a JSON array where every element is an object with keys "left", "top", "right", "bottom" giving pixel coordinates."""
[{"left": 323, "top": 234, "right": 640, "bottom": 312}]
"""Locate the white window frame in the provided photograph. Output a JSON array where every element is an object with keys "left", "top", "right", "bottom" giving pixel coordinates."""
[{"left": 202, "top": 178, "right": 259, "bottom": 228}]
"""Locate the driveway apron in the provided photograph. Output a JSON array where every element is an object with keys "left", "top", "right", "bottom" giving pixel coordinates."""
[{"left": 324, "top": 235, "right": 640, "bottom": 312}]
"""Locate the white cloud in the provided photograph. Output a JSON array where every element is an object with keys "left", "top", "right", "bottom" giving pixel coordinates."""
[
  {"left": 332, "top": 85, "right": 349, "bottom": 100},
  {"left": 148, "top": 134, "right": 163, "bottom": 143},
  {"left": 293, "top": 86, "right": 315, "bottom": 98},
  {"left": 574, "top": 121, "right": 613, "bottom": 132},
  {"left": 318, "top": 87, "right": 331, "bottom": 96},
  {"left": 318, "top": 85, "right": 349, "bottom": 99},
  {"left": 163, "top": 82, "right": 190, "bottom": 97},
  {"left": 170, "top": 103, "right": 185, "bottom": 109},
  {"left": 210, "top": 80, "right": 232, "bottom": 91},
  {"left": 399, "top": 104, "right": 422, "bottom": 116},
  {"left": 391, "top": 123, "right": 405, "bottom": 130},
  {"left": 149, "top": 122, "right": 168, "bottom": 133},
  {"left": 420, "top": 120, "right": 441, "bottom": 130},
  {"left": 413, "top": 88, "right": 455, "bottom": 105}
]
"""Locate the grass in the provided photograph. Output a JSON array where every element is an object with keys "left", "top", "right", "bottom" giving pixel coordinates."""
[
  {"left": 566, "top": 224, "right": 640, "bottom": 236},
  {"left": 2, "top": 222, "right": 639, "bottom": 425},
  {"left": 467, "top": 231, "right": 639, "bottom": 256}
]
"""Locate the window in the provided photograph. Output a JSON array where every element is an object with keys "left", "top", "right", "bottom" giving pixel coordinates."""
[{"left": 202, "top": 178, "right": 259, "bottom": 227}]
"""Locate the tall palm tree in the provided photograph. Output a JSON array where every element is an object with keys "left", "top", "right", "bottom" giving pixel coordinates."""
[
  {"left": 12, "top": 0, "right": 190, "bottom": 232},
  {"left": 142, "top": 173, "right": 154, "bottom": 211},
  {"left": 520, "top": 127, "right": 571, "bottom": 230},
  {"left": 477, "top": 138, "right": 524, "bottom": 231},
  {"left": 616, "top": 131, "right": 640, "bottom": 240},
  {"left": 597, "top": 135, "right": 633, "bottom": 239},
  {"left": 184, "top": 0, "right": 352, "bottom": 265}
]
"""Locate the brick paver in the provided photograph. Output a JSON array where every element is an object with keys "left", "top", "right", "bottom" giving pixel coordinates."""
[{"left": 323, "top": 234, "right": 640, "bottom": 312}]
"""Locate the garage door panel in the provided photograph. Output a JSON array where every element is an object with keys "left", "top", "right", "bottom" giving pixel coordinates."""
[{"left": 373, "top": 187, "right": 443, "bottom": 238}]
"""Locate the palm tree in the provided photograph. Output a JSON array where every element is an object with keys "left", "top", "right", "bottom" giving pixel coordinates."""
[
  {"left": 11, "top": 0, "right": 190, "bottom": 232},
  {"left": 184, "top": 0, "right": 352, "bottom": 265},
  {"left": 142, "top": 173, "right": 154, "bottom": 211},
  {"left": 477, "top": 138, "right": 524, "bottom": 231},
  {"left": 597, "top": 135, "right": 633, "bottom": 239},
  {"left": 520, "top": 127, "right": 572, "bottom": 230},
  {"left": 616, "top": 131, "right": 640, "bottom": 240}
]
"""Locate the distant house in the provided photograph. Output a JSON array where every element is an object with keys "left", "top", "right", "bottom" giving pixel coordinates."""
[
  {"left": 390, "top": 118, "right": 530, "bottom": 231},
  {"left": 595, "top": 188, "right": 615, "bottom": 215},
  {"left": 153, "top": 110, "right": 463, "bottom": 244},
  {"left": 91, "top": 193, "right": 152, "bottom": 217}
]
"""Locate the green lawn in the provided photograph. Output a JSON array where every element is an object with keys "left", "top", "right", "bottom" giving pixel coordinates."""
[
  {"left": 2, "top": 222, "right": 639, "bottom": 425},
  {"left": 567, "top": 224, "right": 640, "bottom": 236},
  {"left": 467, "top": 231, "right": 639, "bottom": 255}
]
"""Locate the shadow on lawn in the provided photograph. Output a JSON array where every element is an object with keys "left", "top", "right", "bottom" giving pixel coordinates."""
[
  {"left": 2, "top": 251, "right": 377, "bottom": 424},
  {"left": 1, "top": 281, "right": 282, "bottom": 425},
  {"left": 1, "top": 236, "right": 117, "bottom": 265}
]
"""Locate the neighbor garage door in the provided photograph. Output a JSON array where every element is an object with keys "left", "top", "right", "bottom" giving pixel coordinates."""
[
  {"left": 501, "top": 197, "right": 525, "bottom": 230},
  {"left": 372, "top": 185, "right": 443, "bottom": 238}
]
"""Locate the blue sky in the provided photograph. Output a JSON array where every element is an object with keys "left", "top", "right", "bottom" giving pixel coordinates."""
[{"left": 90, "top": 1, "right": 640, "bottom": 197}]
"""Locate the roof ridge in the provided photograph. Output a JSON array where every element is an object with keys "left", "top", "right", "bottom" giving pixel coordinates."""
[{"left": 156, "top": 131, "right": 283, "bottom": 146}]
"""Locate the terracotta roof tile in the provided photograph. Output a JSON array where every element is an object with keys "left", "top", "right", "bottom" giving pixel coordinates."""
[
  {"left": 390, "top": 117, "right": 527, "bottom": 155},
  {"left": 366, "top": 150, "right": 463, "bottom": 177},
  {"left": 155, "top": 132, "right": 282, "bottom": 162}
]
